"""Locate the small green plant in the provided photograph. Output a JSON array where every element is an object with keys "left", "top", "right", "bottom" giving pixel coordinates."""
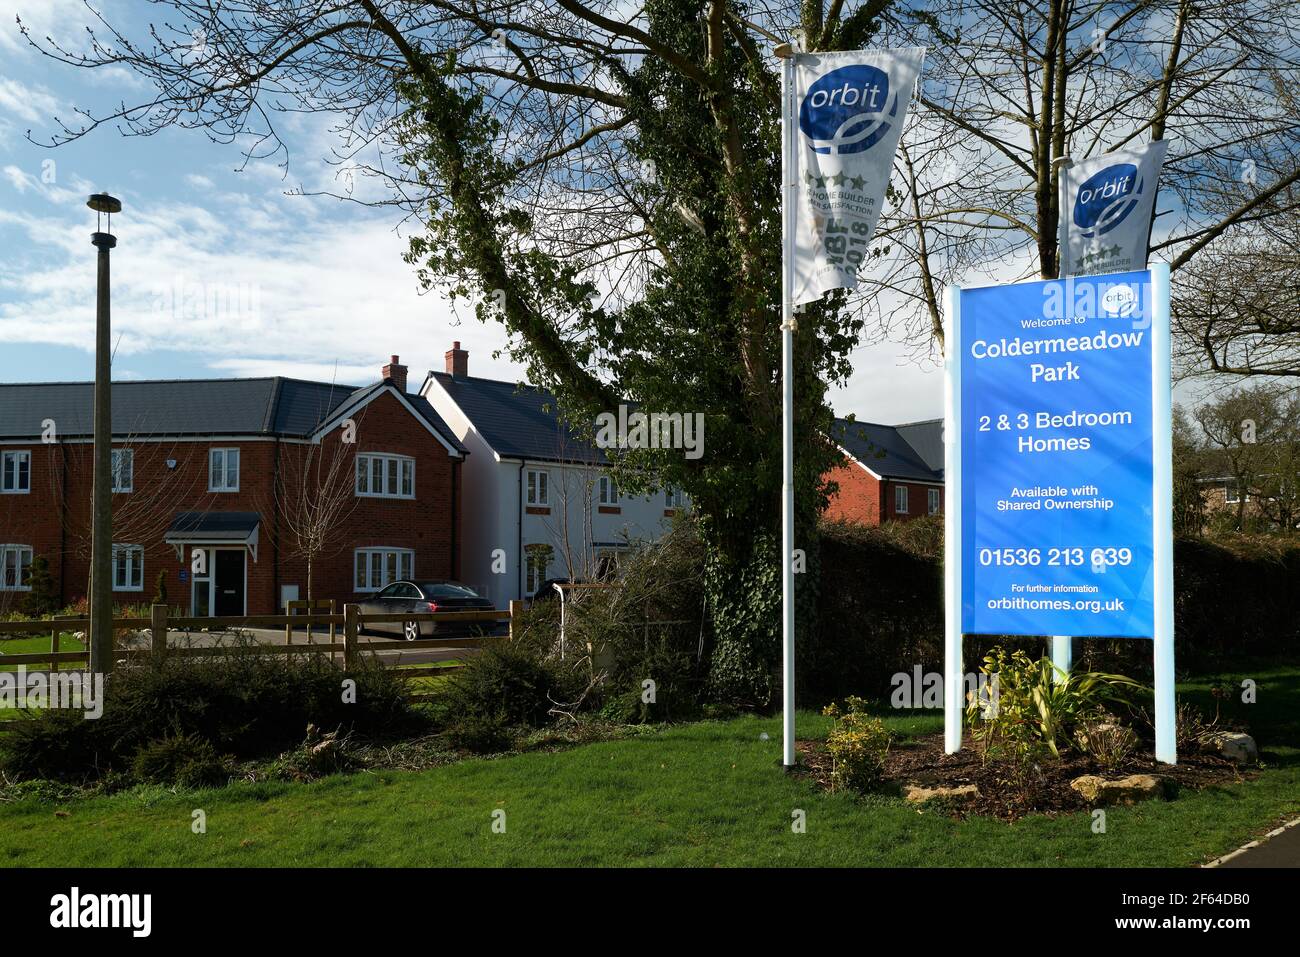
[
  {"left": 1174, "top": 698, "right": 1222, "bottom": 753},
  {"left": 151, "top": 570, "right": 168, "bottom": 606},
  {"left": 822, "top": 696, "right": 891, "bottom": 793}
]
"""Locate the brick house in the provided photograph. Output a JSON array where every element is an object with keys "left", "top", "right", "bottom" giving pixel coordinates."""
[
  {"left": 823, "top": 417, "right": 944, "bottom": 525},
  {"left": 0, "top": 357, "right": 467, "bottom": 615}
]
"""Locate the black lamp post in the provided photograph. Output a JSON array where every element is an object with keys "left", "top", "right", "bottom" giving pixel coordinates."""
[{"left": 87, "top": 193, "right": 120, "bottom": 676}]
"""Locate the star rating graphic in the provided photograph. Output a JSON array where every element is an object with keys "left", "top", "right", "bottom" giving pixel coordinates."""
[{"left": 803, "top": 169, "right": 866, "bottom": 193}]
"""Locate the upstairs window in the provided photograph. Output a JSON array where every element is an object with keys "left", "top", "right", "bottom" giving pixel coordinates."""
[
  {"left": 209, "top": 448, "right": 240, "bottom": 492},
  {"left": 665, "top": 487, "right": 684, "bottom": 509},
  {"left": 598, "top": 475, "right": 618, "bottom": 506},
  {"left": 356, "top": 453, "right": 415, "bottom": 499},
  {"left": 1, "top": 450, "right": 30, "bottom": 494},
  {"left": 111, "top": 449, "right": 134, "bottom": 493},
  {"left": 525, "top": 468, "right": 549, "bottom": 506}
]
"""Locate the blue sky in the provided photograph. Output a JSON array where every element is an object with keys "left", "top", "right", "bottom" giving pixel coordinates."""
[{"left": 0, "top": 0, "right": 943, "bottom": 421}]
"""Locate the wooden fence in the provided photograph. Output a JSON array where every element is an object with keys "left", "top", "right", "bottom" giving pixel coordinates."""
[{"left": 0, "top": 600, "right": 527, "bottom": 701}]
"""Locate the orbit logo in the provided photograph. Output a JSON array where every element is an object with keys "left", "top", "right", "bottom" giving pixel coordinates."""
[
  {"left": 799, "top": 65, "right": 896, "bottom": 155},
  {"left": 1073, "top": 163, "right": 1142, "bottom": 237}
]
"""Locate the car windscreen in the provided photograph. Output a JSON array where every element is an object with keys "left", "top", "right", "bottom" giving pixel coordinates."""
[{"left": 418, "top": 583, "right": 481, "bottom": 599}]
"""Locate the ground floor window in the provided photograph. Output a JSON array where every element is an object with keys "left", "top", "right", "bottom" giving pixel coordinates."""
[
  {"left": 894, "top": 485, "right": 909, "bottom": 514},
  {"left": 524, "top": 544, "right": 553, "bottom": 596},
  {"left": 0, "top": 545, "right": 32, "bottom": 590},
  {"left": 354, "top": 548, "right": 414, "bottom": 592},
  {"left": 112, "top": 544, "right": 144, "bottom": 591},
  {"left": 928, "top": 488, "right": 941, "bottom": 514}
]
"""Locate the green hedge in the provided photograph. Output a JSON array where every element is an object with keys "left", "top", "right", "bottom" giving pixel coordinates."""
[{"left": 807, "top": 519, "right": 1300, "bottom": 705}]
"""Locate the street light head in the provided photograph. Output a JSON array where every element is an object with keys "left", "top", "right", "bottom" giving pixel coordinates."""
[{"left": 87, "top": 193, "right": 122, "bottom": 214}]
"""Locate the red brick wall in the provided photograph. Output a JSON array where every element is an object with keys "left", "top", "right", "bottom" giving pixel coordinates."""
[
  {"left": 823, "top": 458, "right": 884, "bottom": 525},
  {"left": 0, "top": 389, "right": 461, "bottom": 615},
  {"left": 822, "top": 457, "right": 944, "bottom": 527}
]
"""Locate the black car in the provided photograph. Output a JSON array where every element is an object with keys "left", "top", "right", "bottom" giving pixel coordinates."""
[{"left": 358, "top": 580, "right": 496, "bottom": 640}]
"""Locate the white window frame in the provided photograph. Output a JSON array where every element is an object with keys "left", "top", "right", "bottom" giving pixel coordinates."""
[
  {"left": 525, "top": 468, "right": 549, "bottom": 506},
  {"left": 111, "top": 448, "right": 134, "bottom": 493},
  {"left": 353, "top": 547, "right": 415, "bottom": 592},
  {"left": 1, "top": 450, "right": 31, "bottom": 494},
  {"left": 209, "top": 447, "right": 240, "bottom": 492},
  {"left": 0, "top": 545, "right": 33, "bottom": 591},
  {"left": 356, "top": 453, "right": 416, "bottom": 500},
  {"left": 894, "top": 484, "right": 909, "bottom": 514},
  {"left": 598, "top": 474, "right": 618, "bottom": 506},
  {"left": 111, "top": 544, "right": 144, "bottom": 592},
  {"left": 928, "top": 488, "right": 941, "bottom": 515},
  {"left": 665, "top": 487, "right": 684, "bottom": 509}
]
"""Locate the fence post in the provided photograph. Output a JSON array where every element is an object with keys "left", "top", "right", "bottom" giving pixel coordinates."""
[
  {"left": 285, "top": 600, "right": 292, "bottom": 647},
  {"left": 50, "top": 623, "right": 60, "bottom": 674},
  {"left": 344, "top": 603, "right": 359, "bottom": 670},
  {"left": 150, "top": 604, "right": 168, "bottom": 666},
  {"left": 508, "top": 600, "right": 524, "bottom": 641}
]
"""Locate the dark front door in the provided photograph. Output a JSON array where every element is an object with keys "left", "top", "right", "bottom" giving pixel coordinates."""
[{"left": 214, "top": 550, "right": 246, "bottom": 616}]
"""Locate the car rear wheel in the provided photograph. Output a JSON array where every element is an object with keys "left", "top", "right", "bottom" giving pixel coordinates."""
[{"left": 403, "top": 620, "right": 421, "bottom": 641}]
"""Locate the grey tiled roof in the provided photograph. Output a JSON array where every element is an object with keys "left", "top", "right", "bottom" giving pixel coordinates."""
[
  {"left": 0, "top": 376, "right": 466, "bottom": 454},
  {"left": 428, "top": 372, "right": 606, "bottom": 465},
  {"left": 831, "top": 417, "right": 943, "bottom": 483}
]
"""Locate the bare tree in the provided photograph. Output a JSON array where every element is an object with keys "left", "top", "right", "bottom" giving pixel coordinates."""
[
  {"left": 876, "top": 0, "right": 1300, "bottom": 348},
  {"left": 1193, "top": 384, "right": 1287, "bottom": 530},
  {"left": 1173, "top": 198, "right": 1300, "bottom": 379},
  {"left": 270, "top": 424, "right": 363, "bottom": 609}
]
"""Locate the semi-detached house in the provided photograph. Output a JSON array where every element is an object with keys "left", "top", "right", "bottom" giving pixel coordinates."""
[
  {"left": 0, "top": 357, "right": 466, "bottom": 616},
  {"left": 823, "top": 417, "right": 945, "bottom": 524},
  {"left": 421, "top": 342, "right": 686, "bottom": 605}
]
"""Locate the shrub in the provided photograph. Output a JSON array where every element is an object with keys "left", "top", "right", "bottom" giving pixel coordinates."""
[
  {"left": 21, "top": 556, "right": 59, "bottom": 617},
  {"left": 131, "top": 733, "right": 230, "bottom": 788},
  {"left": 1074, "top": 712, "right": 1138, "bottom": 770},
  {"left": 968, "top": 648, "right": 1145, "bottom": 760},
  {"left": 443, "top": 643, "right": 571, "bottom": 730},
  {"left": 0, "top": 647, "right": 422, "bottom": 783},
  {"left": 822, "top": 696, "right": 891, "bottom": 793}
]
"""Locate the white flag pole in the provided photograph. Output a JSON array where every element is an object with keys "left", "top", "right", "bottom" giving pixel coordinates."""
[
  {"left": 777, "top": 41, "right": 797, "bottom": 768},
  {"left": 1050, "top": 153, "right": 1074, "bottom": 680}
]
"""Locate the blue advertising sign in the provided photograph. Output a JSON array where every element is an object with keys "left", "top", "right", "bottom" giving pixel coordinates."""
[{"left": 958, "top": 269, "right": 1161, "bottom": 638}]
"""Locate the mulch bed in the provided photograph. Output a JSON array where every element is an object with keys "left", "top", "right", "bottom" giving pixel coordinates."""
[{"left": 797, "top": 733, "right": 1252, "bottom": 821}]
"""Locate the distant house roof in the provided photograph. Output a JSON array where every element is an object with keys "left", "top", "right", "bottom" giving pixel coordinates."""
[
  {"left": 0, "top": 376, "right": 466, "bottom": 455},
  {"left": 831, "top": 417, "right": 944, "bottom": 483},
  {"left": 427, "top": 371, "right": 606, "bottom": 465}
]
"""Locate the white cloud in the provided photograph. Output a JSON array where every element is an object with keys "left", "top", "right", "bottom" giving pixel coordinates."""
[
  {"left": 0, "top": 186, "right": 528, "bottom": 389},
  {"left": 184, "top": 173, "right": 215, "bottom": 190},
  {"left": 0, "top": 76, "right": 64, "bottom": 124}
]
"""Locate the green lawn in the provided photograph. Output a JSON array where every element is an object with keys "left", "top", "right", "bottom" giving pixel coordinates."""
[
  {"left": 0, "top": 633, "right": 85, "bottom": 672},
  {"left": 1, "top": 663, "right": 1297, "bottom": 867}
]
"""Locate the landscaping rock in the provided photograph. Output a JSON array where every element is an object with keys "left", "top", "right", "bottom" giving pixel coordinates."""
[
  {"left": 903, "top": 783, "right": 979, "bottom": 803},
  {"left": 1069, "top": 773, "right": 1163, "bottom": 805},
  {"left": 1208, "top": 732, "right": 1257, "bottom": 764}
]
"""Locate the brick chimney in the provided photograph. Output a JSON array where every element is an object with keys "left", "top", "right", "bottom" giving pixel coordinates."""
[
  {"left": 381, "top": 354, "right": 408, "bottom": 393},
  {"left": 445, "top": 341, "right": 468, "bottom": 378}
]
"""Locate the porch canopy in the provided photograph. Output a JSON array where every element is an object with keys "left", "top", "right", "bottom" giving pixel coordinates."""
[{"left": 165, "top": 511, "right": 261, "bottom": 562}]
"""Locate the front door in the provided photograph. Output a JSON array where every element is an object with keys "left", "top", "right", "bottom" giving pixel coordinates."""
[{"left": 214, "top": 550, "right": 246, "bottom": 616}]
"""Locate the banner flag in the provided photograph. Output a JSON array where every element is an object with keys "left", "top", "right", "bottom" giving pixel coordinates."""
[
  {"left": 789, "top": 47, "right": 925, "bottom": 305},
  {"left": 1062, "top": 141, "right": 1169, "bottom": 277}
]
